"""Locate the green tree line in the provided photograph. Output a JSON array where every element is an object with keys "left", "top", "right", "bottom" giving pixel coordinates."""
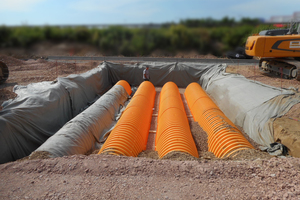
[{"left": 0, "top": 18, "right": 269, "bottom": 56}]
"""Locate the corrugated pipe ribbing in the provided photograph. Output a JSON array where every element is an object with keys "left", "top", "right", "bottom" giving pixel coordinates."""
[
  {"left": 185, "top": 82, "right": 254, "bottom": 158},
  {"left": 98, "top": 81, "right": 156, "bottom": 156},
  {"left": 156, "top": 82, "right": 199, "bottom": 158},
  {"left": 116, "top": 80, "right": 132, "bottom": 96}
]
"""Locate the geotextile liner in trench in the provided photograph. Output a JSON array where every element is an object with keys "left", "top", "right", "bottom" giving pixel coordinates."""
[
  {"left": 34, "top": 80, "right": 130, "bottom": 158},
  {"left": 1, "top": 61, "right": 299, "bottom": 163}
]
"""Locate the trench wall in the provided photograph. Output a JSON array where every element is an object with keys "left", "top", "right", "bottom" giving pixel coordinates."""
[{"left": 1, "top": 61, "right": 299, "bottom": 163}]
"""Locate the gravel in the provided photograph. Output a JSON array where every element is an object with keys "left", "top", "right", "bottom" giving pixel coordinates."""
[{"left": 1, "top": 54, "right": 300, "bottom": 199}]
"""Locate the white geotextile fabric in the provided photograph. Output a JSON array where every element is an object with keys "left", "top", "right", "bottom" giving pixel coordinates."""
[
  {"left": 105, "top": 61, "right": 212, "bottom": 88},
  {"left": 1, "top": 61, "right": 299, "bottom": 164},
  {"left": 0, "top": 81, "right": 72, "bottom": 164},
  {"left": 0, "top": 65, "right": 113, "bottom": 164},
  {"left": 200, "top": 64, "right": 300, "bottom": 146},
  {"left": 57, "top": 66, "right": 111, "bottom": 116},
  {"left": 35, "top": 85, "right": 128, "bottom": 157}
]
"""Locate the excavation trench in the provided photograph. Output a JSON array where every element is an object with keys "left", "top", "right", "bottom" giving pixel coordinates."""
[{"left": 1, "top": 61, "right": 299, "bottom": 163}]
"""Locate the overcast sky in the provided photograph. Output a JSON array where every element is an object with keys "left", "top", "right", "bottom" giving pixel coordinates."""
[{"left": 0, "top": 0, "right": 299, "bottom": 26}]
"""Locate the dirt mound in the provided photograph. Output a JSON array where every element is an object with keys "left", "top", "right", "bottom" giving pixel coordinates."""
[
  {"left": 227, "top": 149, "right": 273, "bottom": 160},
  {"left": 138, "top": 150, "right": 159, "bottom": 159},
  {"left": 0, "top": 54, "right": 24, "bottom": 66},
  {"left": 274, "top": 117, "right": 300, "bottom": 157},
  {"left": 190, "top": 121, "right": 208, "bottom": 152},
  {"left": 149, "top": 50, "right": 219, "bottom": 59},
  {"left": 1, "top": 154, "right": 300, "bottom": 199},
  {"left": 27, "top": 151, "right": 53, "bottom": 160},
  {"left": 161, "top": 151, "right": 198, "bottom": 161},
  {"left": 174, "top": 51, "right": 218, "bottom": 59},
  {"left": 0, "top": 89, "right": 17, "bottom": 108}
]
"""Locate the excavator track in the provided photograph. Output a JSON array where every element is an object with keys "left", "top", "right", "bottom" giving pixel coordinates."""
[
  {"left": 259, "top": 58, "right": 300, "bottom": 80},
  {"left": 0, "top": 61, "right": 9, "bottom": 84}
]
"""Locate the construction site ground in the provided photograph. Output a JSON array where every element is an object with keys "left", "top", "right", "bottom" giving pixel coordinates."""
[{"left": 1, "top": 51, "right": 300, "bottom": 199}]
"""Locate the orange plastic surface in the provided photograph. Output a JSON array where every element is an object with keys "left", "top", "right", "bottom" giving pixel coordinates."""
[
  {"left": 116, "top": 80, "right": 132, "bottom": 96},
  {"left": 156, "top": 82, "right": 199, "bottom": 158},
  {"left": 185, "top": 82, "right": 254, "bottom": 158},
  {"left": 98, "top": 81, "right": 156, "bottom": 156},
  {"left": 245, "top": 34, "right": 300, "bottom": 58}
]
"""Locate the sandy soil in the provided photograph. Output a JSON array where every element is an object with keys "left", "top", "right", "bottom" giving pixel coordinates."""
[
  {"left": 2, "top": 155, "right": 300, "bottom": 200},
  {"left": 1, "top": 51, "right": 300, "bottom": 199}
]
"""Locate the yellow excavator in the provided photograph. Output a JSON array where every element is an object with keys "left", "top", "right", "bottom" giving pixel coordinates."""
[
  {"left": 245, "top": 21, "right": 300, "bottom": 80},
  {"left": 0, "top": 61, "right": 9, "bottom": 84}
]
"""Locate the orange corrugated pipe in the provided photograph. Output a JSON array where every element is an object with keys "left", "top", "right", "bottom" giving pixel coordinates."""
[
  {"left": 116, "top": 80, "right": 132, "bottom": 96},
  {"left": 185, "top": 82, "right": 254, "bottom": 158},
  {"left": 98, "top": 81, "right": 156, "bottom": 156},
  {"left": 156, "top": 82, "right": 198, "bottom": 158}
]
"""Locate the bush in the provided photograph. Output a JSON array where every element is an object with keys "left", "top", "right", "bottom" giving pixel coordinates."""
[
  {"left": 0, "top": 18, "right": 263, "bottom": 56},
  {"left": 0, "top": 26, "right": 12, "bottom": 47}
]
